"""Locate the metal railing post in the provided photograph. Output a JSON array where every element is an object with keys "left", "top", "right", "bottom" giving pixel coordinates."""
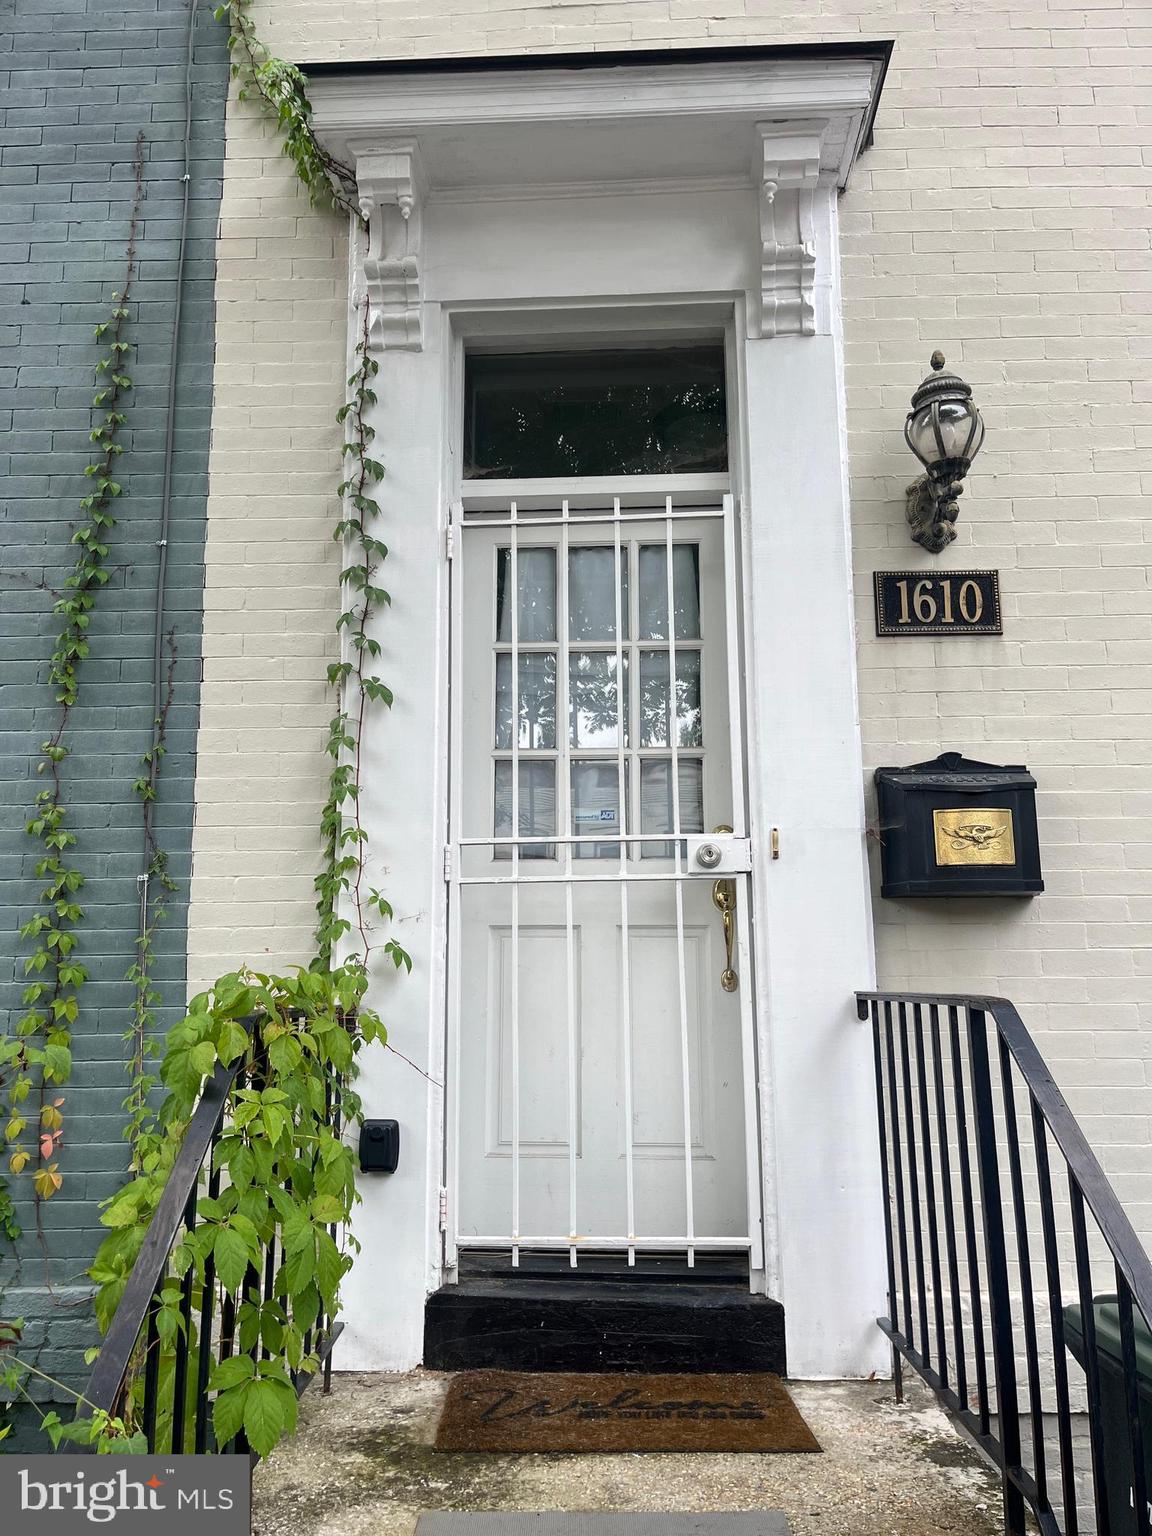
[{"left": 965, "top": 1005, "right": 1028, "bottom": 1536}]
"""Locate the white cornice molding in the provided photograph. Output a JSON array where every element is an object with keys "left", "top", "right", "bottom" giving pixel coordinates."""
[
  {"left": 753, "top": 121, "right": 825, "bottom": 339},
  {"left": 353, "top": 140, "right": 424, "bottom": 351},
  {"left": 317, "top": 56, "right": 885, "bottom": 349},
  {"left": 312, "top": 56, "right": 882, "bottom": 187}
]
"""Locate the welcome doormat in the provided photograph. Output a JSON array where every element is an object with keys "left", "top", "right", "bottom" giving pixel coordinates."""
[
  {"left": 433, "top": 1371, "right": 820, "bottom": 1454},
  {"left": 416, "top": 1517, "right": 792, "bottom": 1534}
]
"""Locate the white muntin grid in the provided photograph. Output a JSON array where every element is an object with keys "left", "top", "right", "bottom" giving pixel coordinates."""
[{"left": 446, "top": 484, "right": 762, "bottom": 1276}]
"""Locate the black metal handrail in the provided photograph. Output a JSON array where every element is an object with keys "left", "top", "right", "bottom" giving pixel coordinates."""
[
  {"left": 859, "top": 989, "right": 1152, "bottom": 1536},
  {"left": 79, "top": 1014, "right": 344, "bottom": 1454}
]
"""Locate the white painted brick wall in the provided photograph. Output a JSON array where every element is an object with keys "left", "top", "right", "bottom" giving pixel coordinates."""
[{"left": 189, "top": 0, "right": 1152, "bottom": 1225}]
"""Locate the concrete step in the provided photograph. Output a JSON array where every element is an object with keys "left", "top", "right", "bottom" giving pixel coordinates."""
[{"left": 422, "top": 1278, "right": 786, "bottom": 1374}]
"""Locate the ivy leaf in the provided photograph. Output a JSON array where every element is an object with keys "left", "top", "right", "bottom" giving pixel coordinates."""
[
  {"left": 210, "top": 1353, "right": 256, "bottom": 1394},
  {"left": 215, "top": 981, "right": 255, "bottom": 1018},
  {"left": 190, "top": 1041, "right": 217, "bottom": 1079},
  {"left": 228, "top": 1142, "right": 256, "bottom": 1189},
  {"left": 280, "top": 1236, "right": 315, "bottom": 1294},
  {"left": 43, "top": 1042, "right": 72, "bottom": 1083},
  {"left": 243, "top": 1375, "right": 297, "bottom": 1458},
  {"left": 251, "top": 1137, "right": 275, "bottom": 1187},
  {"left": 34, "top": 1166, "right": 63, "bottom": 1199},
  {"left": 291, "top": 1280, "right": 320, "bottom": 1334},
  {"left": 216, "top": 1019, "right": 250, "bottom": 1064},
  {"left": 267, "top": 1034, "right": 302, "bottom": 1076},
  {"left": 211, "top": 1381, "right": 250, "bottom": 1447},
  {"left": 310, "top": 1193, "right": 344, "bottom": 1225},
  {"left": 314, "top": 1229, "right": 347, "bottom": 1306},
  {"left": 213, "top": 1226, "right": 251, "bottom": 1294},
  {"left": 261, "top": 1102, "right": 291, "bottom": 1147}
]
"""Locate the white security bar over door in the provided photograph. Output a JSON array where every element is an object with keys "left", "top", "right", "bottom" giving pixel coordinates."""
[{"left": 447, "top": 491, "right": 761, "bottom": 1274}]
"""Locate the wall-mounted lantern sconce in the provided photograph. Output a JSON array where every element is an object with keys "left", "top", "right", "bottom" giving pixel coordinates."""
[{"left": 904, "top": 352, "right": 985, "bottom": 554}]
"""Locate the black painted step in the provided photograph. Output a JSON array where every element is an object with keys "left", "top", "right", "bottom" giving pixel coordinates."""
[
  {"left": 458, "top": 1249, "right": 750, "bottom": 1285},
  {"left": 423, "top": 1278, "right": 786, "bottom": 1375}
]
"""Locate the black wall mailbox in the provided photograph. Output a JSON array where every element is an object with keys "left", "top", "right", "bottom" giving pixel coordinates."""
[
  {"left": 359, "top": 1119, "right": 400, "bottom": 1174},
  {"left": 874, "top": 751, "right": 1043, "bottom": 898}
]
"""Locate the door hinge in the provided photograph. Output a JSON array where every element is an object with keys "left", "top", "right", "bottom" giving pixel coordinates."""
[
  {"left": 438, "top": 1187, "right": 449, "bottom": 1232},
  {"left": 444, "top": 523, "right": 455, "bottom": 560},
  {"left": 442, "top": 844, "right": 453, "bottom": 882}
]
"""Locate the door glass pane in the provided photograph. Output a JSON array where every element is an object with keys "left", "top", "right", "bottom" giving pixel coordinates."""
[
  {"left": 571, "top": 760, "right": 626, "bottom": 860},
  {"left": 464, "top": 347, "right": 728, "bottom": 479},
  {"left": 494, "top": 760, "right": 556, "bottom": 859},
  {"left": 639, "top": 758, "right": 704, "bottom": 859},
  {"left": 639, "top": 649, "right": 702, "bottom": 748},
  {"left": 569, "top": 652, "right": 629, "bottom": 749},
  {"left": 495, "top": 653, "right": 557, "bottom": 749},
  {"left": 496, "top": 547, "right": 556, "bottom": 642},
  {"left": 569, "top": 547, "right": 628, "bottom": 641},
  {"left": 638, "top": 544, "right": 701, "bottom": 640}
]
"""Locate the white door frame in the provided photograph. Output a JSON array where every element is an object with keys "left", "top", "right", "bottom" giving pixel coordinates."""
[
  {"left": 317, "top": 48, "right": 890, "bottom": 1376},
  {"left": 441, "top": 303, "right": 768, "bottom": 1291}
]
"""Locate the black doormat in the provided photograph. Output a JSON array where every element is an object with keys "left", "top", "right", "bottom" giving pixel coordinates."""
[{"left": 434, "top": 1371, "right": 821, "bottom": 1454}]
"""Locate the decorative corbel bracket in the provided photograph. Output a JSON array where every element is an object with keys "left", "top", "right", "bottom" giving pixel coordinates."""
[
  {"left": 752, "top": 123, "right": 826, "bottom": 339},
  {"left": 353, "top": 141, "right": 424, "bottom": 351}
]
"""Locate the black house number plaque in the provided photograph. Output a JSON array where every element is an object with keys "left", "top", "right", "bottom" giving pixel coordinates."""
[{"left": 874, "top": 569, "right": 1002, "bottom": 637}]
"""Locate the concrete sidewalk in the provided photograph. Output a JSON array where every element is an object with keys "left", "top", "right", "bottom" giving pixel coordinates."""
[{"left": 252, "top": 1371, "right": 1001, "bottom": 1536}]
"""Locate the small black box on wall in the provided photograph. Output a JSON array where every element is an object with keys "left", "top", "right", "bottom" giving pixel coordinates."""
[
  {"left": 359, "top": 1119, "right": 400, "bottom": 1173},
  {"left": 874, "top": 751, "right": 1043, "bottom": 898}
]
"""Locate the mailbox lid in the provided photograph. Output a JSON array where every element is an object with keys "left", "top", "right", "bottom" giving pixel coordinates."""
[{"left": 875, "top": 751, "right": 1037, "bottom": 795}]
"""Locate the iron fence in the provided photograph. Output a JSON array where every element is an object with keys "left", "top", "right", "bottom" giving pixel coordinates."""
[{"left": 858, "top": 990, "right": 1152, "bottom": 1536}]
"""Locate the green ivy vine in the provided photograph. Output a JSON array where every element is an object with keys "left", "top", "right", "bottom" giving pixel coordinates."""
[
  {"left": 87, "top": 965, "right": 383, "bottom": 1453},
  {"left": 123, "top": 636, "right": 179, "bottom": 1171},
  {"left": 2, "top": 1, "right": 413, "bottom": 1462},
  {"left": 2, "top": 134, "right": 146, "bottom": 1232},
  {"left": 316, "top": 306, "right": 411, "bottom": 979},
  {"left": 212, "top": 0, "right": 409, "bottom": 981},
  {"left": 213, "top": 0, "right": 361, "bottom": 220}
]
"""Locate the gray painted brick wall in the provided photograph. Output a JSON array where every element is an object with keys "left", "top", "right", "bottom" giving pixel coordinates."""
[{"left": 0, "top": 0, "right": 227, "bottom": 1412}]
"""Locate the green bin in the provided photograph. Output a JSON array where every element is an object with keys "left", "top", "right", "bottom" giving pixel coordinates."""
[{"left": 1064, "top": 1295, "right": 1152, "bottom": 1535}]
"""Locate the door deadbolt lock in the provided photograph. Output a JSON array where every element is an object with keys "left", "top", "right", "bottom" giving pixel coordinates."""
[{"left": 684, "top": 834, "right": 752, "bottom": 875}]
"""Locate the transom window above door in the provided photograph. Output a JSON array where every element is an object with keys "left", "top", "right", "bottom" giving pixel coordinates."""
[
  {"left": 493, "top": 539, "right": 706, "bottom": 861},
  {"left": 464, "top": 346, "right": 728, "bottom": 480}
]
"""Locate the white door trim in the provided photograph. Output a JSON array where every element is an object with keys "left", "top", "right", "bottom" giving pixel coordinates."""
[{"left": 327, "top": 48, "right": 890, "bottom": 1375}]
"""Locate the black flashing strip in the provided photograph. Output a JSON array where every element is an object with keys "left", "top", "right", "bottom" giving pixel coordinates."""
[{"left": 300, "top": 39, "right": 895, "bottom": 151}]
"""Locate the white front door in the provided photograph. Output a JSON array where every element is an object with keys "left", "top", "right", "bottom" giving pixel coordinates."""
[{"left": 447, "top": 486, "right": 762, "bottom": 1273}]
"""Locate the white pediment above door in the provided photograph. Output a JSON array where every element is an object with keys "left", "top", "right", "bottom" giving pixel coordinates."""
[{"left": 307, "top": 44, "right": 889, "bottom": 348}]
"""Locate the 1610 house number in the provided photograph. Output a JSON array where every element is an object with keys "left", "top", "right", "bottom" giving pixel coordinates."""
[{"left": 873, "top": 570, "right": 1002, "bottom": 637}]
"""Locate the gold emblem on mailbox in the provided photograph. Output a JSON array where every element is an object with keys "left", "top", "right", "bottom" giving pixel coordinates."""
[{"left": 933, "top": 808, "right": 1015, "bottom": 867}]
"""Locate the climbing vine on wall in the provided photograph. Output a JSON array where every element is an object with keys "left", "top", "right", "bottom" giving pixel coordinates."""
[
  {"left": 212, "top": 0, "right": 409, "bottom": 980},
  {"left": 122, "top": 637, "right": 179, "bottom": 1171},
  {"left": 3, "top": 28, "right": 411, "bottom": 1463},
  {"left": 2, "top": 135, "right": 147, "bottom": 1233},
  {"left": 213, "top": 0, "right": 362, "bottom": 220},
  {"left": 317, "top": 305, "right": 411, "bottom": 979}
]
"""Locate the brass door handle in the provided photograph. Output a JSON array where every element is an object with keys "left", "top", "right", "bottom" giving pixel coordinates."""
[
  {"left": 710, "top": 824, "right": 738, "bottom": 992},
  {"left": 712, "top": 878, "right": 738, "bottom": 992}
]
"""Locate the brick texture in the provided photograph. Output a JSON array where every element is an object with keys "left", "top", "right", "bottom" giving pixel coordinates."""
[
  {"left": 0, "top": 0, "right": 227, "bottom": 1399},
  {"left": 191, "top": 1, "right": 1152, "bottom": 1228}
]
